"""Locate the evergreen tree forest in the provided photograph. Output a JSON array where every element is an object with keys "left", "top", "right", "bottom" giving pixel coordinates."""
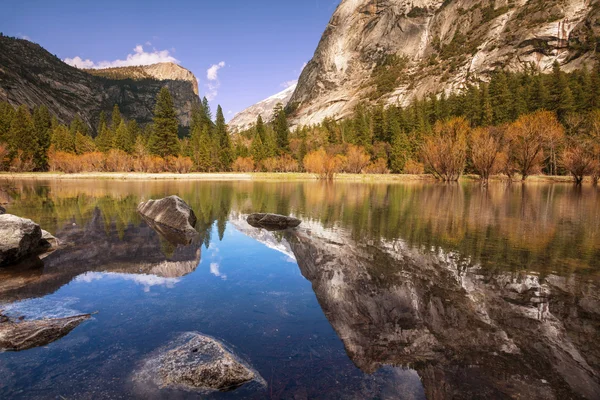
[{"left": 0, "top": 64, "right": 599, "bottom": 183}]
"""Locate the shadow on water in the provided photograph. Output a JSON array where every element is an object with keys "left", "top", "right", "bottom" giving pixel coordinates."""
[{"left": 0, "top": 179, "right": 598, "bottom": 399}]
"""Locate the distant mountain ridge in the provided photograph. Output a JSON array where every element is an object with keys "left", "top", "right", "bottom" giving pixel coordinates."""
[
  {"left": 228, "top": 83, "right": 296, "bottom": 132},
  {"left": 0, "top": 36, "right": 199, "bottom": 131},
  {"left": 84, "top": 63, "right": 199, "bottom": 95}
]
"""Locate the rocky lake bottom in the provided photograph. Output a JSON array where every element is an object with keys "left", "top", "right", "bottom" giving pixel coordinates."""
[{"left": 0, "top": 179, "right": 598, "bottom": 399}]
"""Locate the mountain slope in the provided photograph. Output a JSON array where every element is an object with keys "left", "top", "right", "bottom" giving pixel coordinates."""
[
  {"left": 287, "top": 0, "right": 599, "bottom": 126},
  {"left": 0, "top": 36, "right": 199, "bottom": 131},
  {"left": 228, "top": 83, "right": 296, "bottom": 132}
]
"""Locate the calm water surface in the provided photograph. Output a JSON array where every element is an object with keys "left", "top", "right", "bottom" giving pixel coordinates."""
[{"left": 0, "top": 179, "right": 599, "bottom": 399}]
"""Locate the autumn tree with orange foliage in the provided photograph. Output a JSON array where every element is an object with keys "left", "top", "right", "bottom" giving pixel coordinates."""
[
  {"left": 421, "top": 117, "right": 469, "bottom": 181},
  {"left": 561, "top": 144, "right": 597, "bottom": 185},
  {"left": 506, "top": 111, "right": 564, "bottom": 181},
  {"left": 303, "top": 148, "right": 344, "bottom": 180},
  {"left": 469, "top": 127, "right": 503, "bottom": 182},
  {"left": 344, "top": 145, "right": 371, "bottom": 173}
]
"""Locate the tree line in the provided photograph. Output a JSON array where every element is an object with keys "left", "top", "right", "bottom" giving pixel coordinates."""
[{"left": 0, "top": 62, "right": 599, "bottom": 182}]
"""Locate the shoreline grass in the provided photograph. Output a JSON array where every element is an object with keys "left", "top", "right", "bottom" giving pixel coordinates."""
[{"left": 0, "top": 172, "right": 592, "bottom": 184}]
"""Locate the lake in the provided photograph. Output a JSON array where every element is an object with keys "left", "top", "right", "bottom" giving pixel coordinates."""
[{"left": 0, "top": 179, "right": 599, "bottom": 399}]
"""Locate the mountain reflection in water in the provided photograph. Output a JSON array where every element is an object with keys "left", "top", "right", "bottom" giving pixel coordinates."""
[{"left": 0, "top": 179, "right": 598, "bottom": 399}]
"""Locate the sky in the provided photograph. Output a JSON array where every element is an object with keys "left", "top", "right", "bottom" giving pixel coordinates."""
[{"left": 1, "top": 0, "right": 340, "bottom": 120}]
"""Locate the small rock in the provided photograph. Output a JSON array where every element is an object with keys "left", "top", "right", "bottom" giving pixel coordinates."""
[
  {"left": 135, "top": 332, "right": 263, "bottom": 392},
  {"left": 137, "top": 196, "right": 197, "bottom": 235},
  {"left": 0, "top": 313, "right": 91, "bottom": 351},
  {"left": 247, "top": 213, "right": 302, "bottom": 231}
]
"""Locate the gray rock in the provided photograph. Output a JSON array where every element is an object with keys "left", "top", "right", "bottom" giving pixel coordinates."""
[
  {"left": 137, "top": 196, "right": 197, "bottom": 235},
  {"left": 135, "top": 332, "right": 262, "bottom": 392},
  {"left": 0, "top": 215, "right": 44, "bottom": 267},
  {"left": 247, "top": 213, "right": 301, "bottom": 231},
  {"left": 0, "top": 313, "right": 91, "bottom": 351}
]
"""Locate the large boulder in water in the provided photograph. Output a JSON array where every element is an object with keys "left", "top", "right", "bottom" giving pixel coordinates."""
[
  {"left": 0, "top": 215, "right": 58, "bottom": 267},
  {"left": 137, "top": 196, "right": 197, "bottom": 236},
  {"left": 135, "top": 332, "right": 263, "bottom": 392},
  {"left": 0, "top": 313, "right": 91, "bottom": 351},
  {"left": 247, "top": 213, "right": 301, "bottom": 231}
]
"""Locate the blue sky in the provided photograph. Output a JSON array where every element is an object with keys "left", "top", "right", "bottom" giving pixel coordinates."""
[{"left": 1, "top": 0, "right": 340, "bottom": 120}]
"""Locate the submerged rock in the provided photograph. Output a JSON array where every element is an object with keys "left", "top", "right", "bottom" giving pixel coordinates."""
[
  {"left": 0, "top": 313, "right": 91, "bottom": 351},
  {"left": 135, "top": 332, "right": 262, "bottom": 392},
  {"left": 0, "top": 215, "right": 57, "bottom": 267},
  {"left": 247, "top": 213, "right": 301, "bottom": 231},
  {"left": 137, "top": 196, "right": 197, "bottom": 235}
]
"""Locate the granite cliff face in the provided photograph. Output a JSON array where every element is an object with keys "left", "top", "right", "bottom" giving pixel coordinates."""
[
  {"left": 0, "top": 36, "right": 199, "bottom": 131},
  {"left": 283, "top": 0, "right": 599, "bottom": 126}
]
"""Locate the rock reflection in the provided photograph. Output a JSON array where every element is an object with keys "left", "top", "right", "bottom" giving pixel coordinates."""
[
  {"left": 284, "top": 224, "right": 600, "bottom": 399},
  {"left": 0, "top": 207, "right": 202, "bottom": 304}
]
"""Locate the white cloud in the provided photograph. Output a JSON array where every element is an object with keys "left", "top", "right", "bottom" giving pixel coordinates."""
[
  {"left": 207, "top": 61, "right": 225, "bottom": 81},
  {"left": 205, "top": 61, "right": 226, "bottom": 100},
  {"left": 20, "top": 34, "right": 31, "bottom": 41},
  {"left": 210, "top": 262, "right": 227, "bottom": 280},
  {"left": 64, "top": 44, "right": 179, "bottom": 70}
]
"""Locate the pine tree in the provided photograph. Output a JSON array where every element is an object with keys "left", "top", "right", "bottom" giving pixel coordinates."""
[
  {"left": 273, "top": 103, "right": 290, "bottom": 152},
  {"left": 96, "top": 122, "right": 114, "bottom": 152},
  {"left": 97, "top": 111, "right": 107, "bottom": 138},
  {"left": 372, "top": 104, "right": 386, "bottom": 143},
  {"left": 0, "top": 102, "right": 15, "bottom": 143},
  {"left": 480, "top": 84, "right": 494, "bottom": 126},
  {"left": 52, "top": 124, "right": 75, "bottom": 153},
  {"left": 114, "top": 120, "right": 133, "bottom": 153},
  {"left": 75, "top": 132, "right": 96, "bottom": 154},
  {"left": 550, "top": 62, "right": 575, "bottom": 121},
  {"left": 489, "top": 72, "right": 512, "bottom": 124},
  {"left": 191, "top": 126, "right": 212, "bottom": 171},
  {"left": 111, "top": 104, "right": 122, "bottom": 131},
  {"left": 256, "top": 115, "right": 267, "bottom": 143},
  {"left": 390, "top": 129, "right": 410, "bottom": 173},
  {"left": 9, "top": 105, "right": 38, "bottom": 159},
  {"left": 215, "top": 105, "right": 233, "bottom": 170},
  {"left": 69, "top": 115, "right": 89, "bottom": 138},
  {"left": 149, "top": 87, "right": 180, "bottom": 157},
  {"left": 127, "top": 120, "right": 140, "bottom": 148},
  {"left": 353, "top": 103, "right": 371, "bottom": 148},
  {"left": 529, "top": 73, "right": 550, "bottom": 112},
  {"left": 250, "top": 130, "right": 266, "bottom": 163},
  {"left": 33, "top": 105, "right": 52, "bottom": 170}
]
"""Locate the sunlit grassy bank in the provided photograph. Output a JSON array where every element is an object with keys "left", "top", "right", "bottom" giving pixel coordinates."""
[{"left": 0, "top": 172, "right": 592, "bottom": 183}]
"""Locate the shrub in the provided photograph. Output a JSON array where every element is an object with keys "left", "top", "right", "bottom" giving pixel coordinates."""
[
  {"left": 261, "top": 157, "right": 279, "bottom": 172},
  {"left": 344, "top": 145, "right": 371, "bottom": 173},
  {"left": 403, "top": 159, "right": 425, "bottom": 174},
  {"left": 167, "top": 156, "right": 193, "bottom": 173},
  {"left": 277, "top": 154, "right": 299, "bottom": 172},
  {"left": 232, "top": 157, "right": 255, "bottom": 172},
  {"left": 105, "top": 149, "right": 131, "bottom": 172},
  {"left": 303, "top": 148, "right": 344, "bottom": 180},
  {"left": 364, "top": 158, "right": 390, "bottom": 174},
  {"left": 9, "top": 150, "right": 35, "bottom": 172}
]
